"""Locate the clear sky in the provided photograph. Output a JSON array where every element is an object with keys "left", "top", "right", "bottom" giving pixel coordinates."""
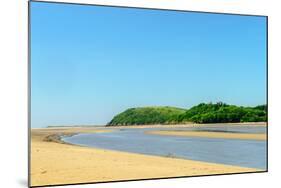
[{"left": 30, "top": 2, "right": 267, "bottom": 128}]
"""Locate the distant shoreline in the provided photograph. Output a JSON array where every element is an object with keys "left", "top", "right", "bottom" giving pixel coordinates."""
[
  {"left": 40, "top": 122, "right": 267, "bottom": 129},
  {"left": 146, "top": 130, "right": 266, "bottom": 141}
]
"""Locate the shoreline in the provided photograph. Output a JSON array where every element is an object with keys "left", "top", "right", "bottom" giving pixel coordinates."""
[
  {"left": 39, "top": 122, "right": 267, "bottom": 129},
  {"left": 105, "top": 122, "right": 267, "bottom": 129},
  {"left": 34, "top": 122, "right": 267, "bottom": 144},
  {"left": 146, "top": 130, "right": 266, "bottom": 140},
  {"left": 42, "top": 133, "right": 77, "bottom": 144},
  {"left": 31, "top": 126, "right": 262, "bottom": 186}
]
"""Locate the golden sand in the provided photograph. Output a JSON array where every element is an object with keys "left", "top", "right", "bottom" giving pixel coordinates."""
[
  {"left": 146, "top": 130, "right": 266, "bottom": 140},
  {"left": 107, "top": 122, "right": 266, "bottom": 129},
  {"left": 31, "top": 127, "right": 261, "bottom": 187}
]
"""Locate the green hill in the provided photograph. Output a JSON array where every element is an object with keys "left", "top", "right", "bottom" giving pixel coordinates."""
[
  {"left": 107, "top": 106, "right": 186, "bottom": 126},
  {"left": 107, "top": 102, "right": 267, "bottom": 126}
]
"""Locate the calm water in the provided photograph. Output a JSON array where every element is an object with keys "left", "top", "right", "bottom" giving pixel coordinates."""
[{"left": 62, "top": 125, "right": 267, "bottom": 169}]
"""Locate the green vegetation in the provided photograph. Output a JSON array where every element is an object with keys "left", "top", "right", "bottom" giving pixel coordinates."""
[
  {"left": 107, "top": 106, "right": 186, "bottom": 126},
  {"left": 178, "top": 102, "right": 267, "bottom": 123},
  {"left": 107, "top": 102, "right": 267, "bottom": 126}
]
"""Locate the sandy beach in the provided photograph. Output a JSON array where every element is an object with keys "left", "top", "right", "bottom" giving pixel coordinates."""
[
  {"left": 31, "top": 126, "right": 262, "bottom": 187},
  {"left": 106, "top": 122, "right": 266, "bottom": 129}
]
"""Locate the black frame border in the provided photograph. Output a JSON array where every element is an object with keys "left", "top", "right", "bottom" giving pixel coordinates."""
[{"left": 28, "top": 0, "right": 269, "bottom": 187}]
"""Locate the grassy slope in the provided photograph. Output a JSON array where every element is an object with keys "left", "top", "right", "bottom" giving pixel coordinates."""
[
  {"left": 107, "top": 103, "right": 267, "bottom": 126},
  {"left": 107, "top": 106, "right": 186, "bottom": 126}
]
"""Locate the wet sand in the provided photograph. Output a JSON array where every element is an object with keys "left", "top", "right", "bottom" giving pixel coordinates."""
[
  {"left": 146, "top": 130, "right": 266, "bottom": 140},
  {"left": 31, "top": 126, "right": 260, "bottom": 187}
]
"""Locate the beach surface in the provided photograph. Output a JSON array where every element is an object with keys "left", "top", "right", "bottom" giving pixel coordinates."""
[
  {"left": 146, "top": 130, "right": 266, "bottom": 140},
  {"left": 31, "top": 126, "right": 261, "bottom": 187}
]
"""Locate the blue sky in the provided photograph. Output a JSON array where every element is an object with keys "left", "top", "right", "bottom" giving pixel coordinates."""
[{"left": 31, "top": 2, "right": 267, "bottom": 127}]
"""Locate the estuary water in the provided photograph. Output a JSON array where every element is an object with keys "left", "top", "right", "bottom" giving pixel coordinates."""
[{"left": 62, "top": 125, "right": 267, "bottom": 169}]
